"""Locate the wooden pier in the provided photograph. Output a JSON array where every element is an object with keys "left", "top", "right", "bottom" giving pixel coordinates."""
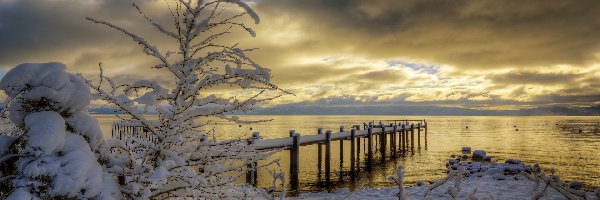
[
  {"left": 247, "top": 119, "right": 428, "bottom": 192},
  {"left": 112, "top": 119, "right": 428, "bottom": 193}
]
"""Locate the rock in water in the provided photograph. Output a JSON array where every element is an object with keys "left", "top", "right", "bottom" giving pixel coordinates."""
[{"left": 473, "top": 150, "right": 486, "bottom": 159}]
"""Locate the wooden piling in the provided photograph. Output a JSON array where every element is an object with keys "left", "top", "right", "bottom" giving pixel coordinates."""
[
  {"left": 350, "top": 128, "right": 356, "bottom": 172},
  {"left": 380, "top": 126, "right": 386, "bottom": 158},
  {"left": 325, "top": 130, "right": 332, "bottom": 183},
  {"left": 401, "top": 124, "right": 406, "bottom": 151},
  {"left": 290, "top": 132, "right": 300, "bottom": 191},
  {"left": 317, "top": 128, "right": 323, "bottom": 172},
  {"left": 410, "top": 124, "right": 415, "bottom": 148},
  {"left": 367, "top": 127, "right": 373, "bottom": 169},
  {"left": 418, "top": 123, "right": 421, "bottom": 147},
  {"left": 339, "top": 126, "right": 344, "bottom": 166},
  {"left": 356, "top": 129, "right": 361, "bottom": 167},
  {"left": 246, "top": 132, "right": 259, "bottom": 186},
  {"left": 392, "top": 125, "right": 397, "bottom": 156},
  {"left": 424, "top": 121, "right": 428, "bottom": 147}
]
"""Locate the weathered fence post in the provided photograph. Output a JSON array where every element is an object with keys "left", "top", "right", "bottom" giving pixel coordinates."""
[
  {"left": 350, "top": 128, "right": 356, "bottom": 172},
  {"left": 367, "top": 127, "right": 373, "bottom": 170},
  {"left": 246, "top": 132, "right": 260, "bottom": 186},
  {"left": 290, "top": 131, "right": 300, "bottom": 192}
]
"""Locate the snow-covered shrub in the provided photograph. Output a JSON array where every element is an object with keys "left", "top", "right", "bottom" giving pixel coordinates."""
[
  {"left": 85, "top": 0, "right": 286, "bottom": 199},
  {"left": 0, "top": 63, "right": 119, "bottom": 199},
  {"left": 388, "top": 165, "right": 407, "bottom": 200}
]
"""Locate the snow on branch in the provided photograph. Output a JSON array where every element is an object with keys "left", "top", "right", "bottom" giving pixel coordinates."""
[{"left": 85, "top": 0, "right": 288, "bottom": 198}]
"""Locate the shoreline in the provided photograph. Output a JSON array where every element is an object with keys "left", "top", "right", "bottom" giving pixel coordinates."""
[{"left": 293, "top": 149, "right": 600, "bottom": 200}]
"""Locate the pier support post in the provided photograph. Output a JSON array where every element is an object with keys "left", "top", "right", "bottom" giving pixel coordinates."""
[
  {"left": 418, "top": 123, "right": 421, "bottom": 147},
  {"left": 380, "top": 126, "right": 386, "bottom": 159},
  {"left": 367, "top": 127, "right": 373, "bottom": 170},
  {"left": 339, "top": 126, "right": 344, "bottom": 167},
  {"left": 400, "top": 124, "right": 405, "bottom": 151},
  {"left": 350, "top": 128, "right": 356, "bottom": 172},
  {"left": 317, "top": 128, "right": 323, "bottom": 174},
  {"left": 325, "top": 130, "right": 332, "bottom": 186},
  {"left": 246, "top": 132, "right": 260, "bottom": 186},
  {"left": 424, "top": 121, "right": 428, "bottom": 147},
  {"left": 356, "top": 129, "right": 361, "bottom": 167},
  {"left": 410, "top": 124, "right": 415, "bottom": 148},
  {"left": 290, "top": 131, "right": 300, "bottom": 192},
  {"left": 392, "top": 125, "right": 397, "bottom": 156}
]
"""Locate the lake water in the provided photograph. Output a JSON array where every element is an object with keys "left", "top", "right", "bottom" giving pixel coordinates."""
[{"left": 94, "top": 115, "right": 600, "bottom": 193}]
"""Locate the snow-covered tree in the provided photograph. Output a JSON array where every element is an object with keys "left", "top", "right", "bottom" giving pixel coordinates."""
[
  {"left": 85, "top": 0, "right": 286, "bottom": 199},
  {"left": 0, "top": 62, "right": 120, "bottom": 199}
]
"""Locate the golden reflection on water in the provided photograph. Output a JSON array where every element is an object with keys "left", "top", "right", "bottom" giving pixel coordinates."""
[{"left": 95, "top": 115, "right": 600, "bottom": 192}]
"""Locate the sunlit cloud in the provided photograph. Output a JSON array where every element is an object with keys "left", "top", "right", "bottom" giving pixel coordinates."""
[{"left": 0, "top": 0, "right": 599, "bottom": 115}]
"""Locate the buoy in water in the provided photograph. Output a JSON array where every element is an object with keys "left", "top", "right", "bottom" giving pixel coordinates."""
[{"left": 515, "top": 129, "right": 518, "bottom": 131}]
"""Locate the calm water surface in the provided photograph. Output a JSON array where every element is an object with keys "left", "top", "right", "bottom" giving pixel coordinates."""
[{"left": 95, "top": 115, "right": 600, "bottom": 193}]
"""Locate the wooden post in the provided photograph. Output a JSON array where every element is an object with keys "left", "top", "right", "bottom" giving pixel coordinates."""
[
  {"left": 367, "top": 127, "right": 373, "bottom": 170},
  {"left": 380, "top": 126, "right": 386, "bottom": 158},
  {"left": 356, "top": 129, "right": 361, "bottom": 167},
  {"left": 290, "top": 131, "right": 300, "bottom": 192},
  {"left": 246, "top": 132, "right": 259, "bottom": 186},
  {"left": 325, "top": 130, "right": 332, "bottom": 184},
  {"left": 417, "top": 123, "right": 421, "bottom": 147},
  {"left": 424, "top": 121, "right": 428, "bottom": 147},
  {"left": 339, "top": 126, "right": 344, "bottom": 167},
  {"left": 350, "top": 128, "right": 356, "bottom": 172},
  {"left": 401, "top": 124, "right": 406, "bottom": 151},
  {"left": 392, "top": 125, "right": 397, "bottom": 156},
  {"left": 410, "top": 124, "right": 415, "bottom": 148},
  {"left": 317, "top": 128, "right": 323, "bottom": 173}
]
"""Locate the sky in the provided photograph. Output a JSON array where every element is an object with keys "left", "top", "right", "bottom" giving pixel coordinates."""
[{"left": 1, "top": 0, "right": 599, "bottom": 115}]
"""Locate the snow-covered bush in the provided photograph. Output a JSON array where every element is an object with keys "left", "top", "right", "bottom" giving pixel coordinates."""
[
  {"left": 388, "top": 166, "right": 407, "bottom": 200},
  {"left": 85, "top": 0, "right": 286, "bottom": 199},
  {"left": 0, "top": 63, "right": 119, "bottom": 199}
]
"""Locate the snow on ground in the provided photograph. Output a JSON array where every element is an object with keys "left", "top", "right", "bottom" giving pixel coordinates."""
[{"left": 296, "top": 148, "right": 600, "bottom": 200}]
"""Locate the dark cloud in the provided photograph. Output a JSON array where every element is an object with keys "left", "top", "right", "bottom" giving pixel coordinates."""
[{"left": 256, "top": 0, "right": 600, "bottom": 69}]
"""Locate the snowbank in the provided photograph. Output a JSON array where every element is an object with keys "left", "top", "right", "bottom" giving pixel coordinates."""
[
  {"left": 298, "top": 161, "right": 599, "bottom": 200},
  {"left": 297, "top": 149, "right": 600, "bottom": 200}
]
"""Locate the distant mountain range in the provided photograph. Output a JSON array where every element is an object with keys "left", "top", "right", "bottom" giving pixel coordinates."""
[{"left": 87, "top": 104, "right": 600, "bottom": 116}]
